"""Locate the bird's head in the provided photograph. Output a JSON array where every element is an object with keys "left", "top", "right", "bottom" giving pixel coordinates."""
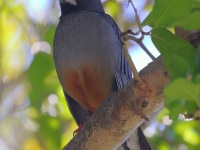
[
  {"left": 59, "top": 0, "right": 79, "bottom": 15},
  {"left": 59, "top": 0, "right": 104, "bottom": 14}
]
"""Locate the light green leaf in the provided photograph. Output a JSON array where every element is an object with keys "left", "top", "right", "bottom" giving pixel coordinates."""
[
  {"left": 27, "top": 52, "right": 56, "bottom": 109},
  {"left": 174, "top": 120, "right": 200, "bottom": 146},
  {"left": 142, "top": 0, "right": 192, "bottom": 28},
  {"left": 36, "top": 116, "right": 61, "bottom": 149},
  {"left": 104, "top": 1, "right": 120, "bottom": 18},
  {"left": 173, "top": 11, "right": 200, "bottom": 30},
  {"left": 192, "top": 0, "right": 200, "bottom": 9},
  {"left": 151, "top": 28, "right": 195, "bottom": 78},
  {"left": 165, "top": 100, "right": 182, "bottom": 119},
  {"left": 151, "top": 29, "right": 194, "bottom": 59},
  {"left": 164, "top": 78, "right": 199, "bottom": 102},
  {"left": 169, "top": 55, "right": 191, "bottom": 78},
  {"left": 194, "top": 74, "right": 200, "bottom": 83},
  {"left": 165, "top": 99, "right": 197, "bottom": 119},
  {"left": 193, "top": 46, "right": 200, "bottom": 76}
]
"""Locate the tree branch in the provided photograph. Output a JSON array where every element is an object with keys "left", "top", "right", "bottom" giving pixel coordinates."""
[{"left": 63, "top": 56, "right": 169, "bottom": 150}]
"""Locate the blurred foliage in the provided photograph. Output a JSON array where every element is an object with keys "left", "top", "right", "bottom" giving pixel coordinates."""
[
  {"left": 146, "top": 0, "right": 200, "bottom": 122},
  {"left": 0, "top": 0, "right": 199, "bottom": 150},
  {"left": 143, "top": 0, "right": 200, "bottom": 149},
  {"left": 0, "top": 0, "right": 73, "bottom": 149}
]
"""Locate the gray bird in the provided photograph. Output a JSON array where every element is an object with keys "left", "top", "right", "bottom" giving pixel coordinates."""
[{"left": 53, "top": 0, "right": 151, "bottom": 149}]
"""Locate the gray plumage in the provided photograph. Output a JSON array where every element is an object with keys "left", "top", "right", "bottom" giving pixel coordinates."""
[{"left": 53, "top": 0, "right": 151, "bottom": 149}]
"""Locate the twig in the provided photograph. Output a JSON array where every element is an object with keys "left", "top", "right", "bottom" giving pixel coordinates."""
[
  {"left": 124, "top": 0, "right": 155, "bottom": 60},
  {"left": 128, "top": 0, "right": 142, "bottom": 33},
  {"left": 127, "top": 35, "right": 156, "bottom": 60},
  {"left": 121, "top": 34, "right": 142, "bottom": 83}
]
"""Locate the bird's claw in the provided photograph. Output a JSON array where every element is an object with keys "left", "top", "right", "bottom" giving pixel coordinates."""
[{"left": 73, "top": 124, "right": 84, "bottom": 136}]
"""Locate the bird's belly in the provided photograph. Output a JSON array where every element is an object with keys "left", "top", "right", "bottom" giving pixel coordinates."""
[{"left": 62, "top": 64, "right": 115, "bottom": 112}]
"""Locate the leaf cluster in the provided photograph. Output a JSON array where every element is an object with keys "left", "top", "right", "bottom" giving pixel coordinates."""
[{"left": 143, "top": 0, "right": 200, "bottom": 121}]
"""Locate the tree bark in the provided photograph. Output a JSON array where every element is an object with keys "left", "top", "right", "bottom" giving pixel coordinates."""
[{"left": 63, "top": 56, "right": 169, "bottom": 150}]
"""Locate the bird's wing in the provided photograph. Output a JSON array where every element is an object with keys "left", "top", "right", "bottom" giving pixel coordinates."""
[
  {"left": 64, "top": 91, "right": 92, "bottom": 126},
  {"left": 138, "top": 127, "right": 152, "bottom": 150},
  {"left": 61, "top": 10, "right": 151, "bottom": 150},
  {"left": 103, "top": 14, "right": 151, "bottom": 150}
]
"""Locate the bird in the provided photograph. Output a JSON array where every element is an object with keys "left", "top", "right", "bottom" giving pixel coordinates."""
[{"left": 53, "top": 0, "right": 151, "bottom": 149}]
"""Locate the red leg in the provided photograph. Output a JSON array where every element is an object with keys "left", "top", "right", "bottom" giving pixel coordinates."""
[{"left": 73, "top": 124, "right": 84, "bottom": 136}]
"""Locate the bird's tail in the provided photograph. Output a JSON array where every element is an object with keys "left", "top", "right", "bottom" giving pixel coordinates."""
[{"left": 117, "top": 127, "right": 151, "bottom": 150}]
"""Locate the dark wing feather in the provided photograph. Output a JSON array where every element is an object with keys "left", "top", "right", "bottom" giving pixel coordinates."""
[
  {"left": 138, "top": 128, "right": 152, "bottom": 150},
  {"left": 64, "top": 91, "right": 92, "bottom": 126},
  {"left": 61, "top": 10, "right": 150, "bottom": 150},
  {"left": 103, "top": 14, "right": 151, "bottom": 150}
]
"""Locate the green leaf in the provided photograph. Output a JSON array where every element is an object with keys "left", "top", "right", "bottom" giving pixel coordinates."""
[
  {"left": 27, "top": 52, "right": 56, "bottom": 109},
  {"left": 174, "top": 120, "right": 200, "bottom": 146},
  {"left": 104, "top": 1, "right": 120, "bottom": 18},
  {"left": 184, "top": 101, "right": 198, "bottom": 114},
  {"left": 164, "top": 78, "right": 199, "bottom": 102},
  {"left": 166, "top": 100, "right": 197, "bottom": 119},
  {"left": 173, "top": 11, "right": 200, "bottom": 30},
  {"left": 192, "top": 0, "right": 200, "bottom": 9},
  {"left": 151, "top": 28, "right": 194, "bottom": 60},
  {"left": 36, "top": 116, "right": 61, "bottom": 149},
  {"left": 165, "top": 100, "right": 182, "bottom": 119},
  {"left": 169, "top": 55, "right": 191, "bottom": 78},
  {"left": 194, "top": 74, "right": 200, "bottom": 83},
  {"left": 193, "top": 46, "right": 200, "bottom": 77},
  {"left": 151, "top": 28, "right": 195, "bottom": 78},
  {"left": 194, "top": 74, "right": 200, "bottom": 97},
  {"left": 44, "top": 26, "right": 56, "bottom": 47},
  {"left": 142, "top": 0, "right": 192, "bottom": 28}
]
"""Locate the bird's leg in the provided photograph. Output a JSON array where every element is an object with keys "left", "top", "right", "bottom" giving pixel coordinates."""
[
  {"left": 73, "top": 124, "right": 85, "bottom": 136},
  {"left": 73, "top": 115, "right": 92, "bottom": 136}
]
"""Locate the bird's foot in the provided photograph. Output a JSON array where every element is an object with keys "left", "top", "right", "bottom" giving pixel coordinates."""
[{"left": 73, "top": 124, "right": 84, "bottom": 136}]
